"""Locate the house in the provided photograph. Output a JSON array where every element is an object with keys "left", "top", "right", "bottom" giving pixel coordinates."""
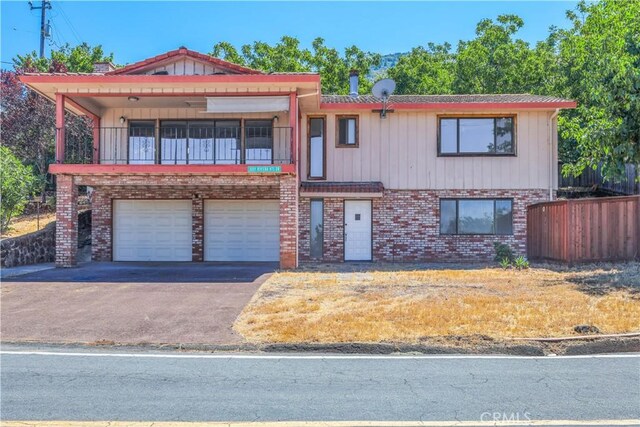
[{"left": 19, "top": 48, "right": 577, "bottom": 268}]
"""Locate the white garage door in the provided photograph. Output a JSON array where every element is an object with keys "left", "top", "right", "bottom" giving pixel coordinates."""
[
  {"left": 204, "top": 200, "right": 279, "bottom": 261},
  {"left": 113, "top": 200, "right": 192, "bottom": 261}
]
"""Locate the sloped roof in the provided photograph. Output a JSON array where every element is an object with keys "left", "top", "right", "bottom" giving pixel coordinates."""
[
  {"left": 106, "top": 47, "right": 263, "bottom": 75},
  {"left": 321, "top": 94, "right": 574, "bottom": 104}
]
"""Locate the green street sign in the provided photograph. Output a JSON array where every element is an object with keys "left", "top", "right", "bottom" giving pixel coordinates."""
[{"left": 247, "top": 166, "right": 282, "bottom": 173}]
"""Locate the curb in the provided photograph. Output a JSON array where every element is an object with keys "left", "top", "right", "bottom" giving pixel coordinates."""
[{"left": 3, "top": 336, "right": 639, "bottom": 355}]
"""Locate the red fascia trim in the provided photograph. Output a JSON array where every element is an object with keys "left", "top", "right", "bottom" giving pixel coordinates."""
[
  {"left": 48, "top": 164, "right": 297, "bottom": 175},
  {"left": 64, "top": 91, "right": 295, "bottom": 98},
  {"left": 106, "top": 48, "right": 263, "bottom": 75},
  {"left": 20, "top": 74, "right": 321, "bottom": 84},
  {"left": 320, "top": 101, "right": 578, "bottom": 110}
]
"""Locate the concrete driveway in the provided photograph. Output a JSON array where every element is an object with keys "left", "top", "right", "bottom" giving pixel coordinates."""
[{"left": 1, "top": 262, "right": 276, "bottom": 345}]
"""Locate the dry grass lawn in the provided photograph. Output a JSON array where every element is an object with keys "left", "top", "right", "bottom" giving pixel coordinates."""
[
  {"left": 1, "top": 213, "right": 56, "bottom": 238},
  {"left": 235, "top": 263, "right": 640, "bottom": 343}
]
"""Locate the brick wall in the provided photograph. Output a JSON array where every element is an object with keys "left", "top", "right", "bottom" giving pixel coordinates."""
[
  {"left": 62, "top": 173, "right": 296, "bottom": 268},
  {"left": 55, "top": 175, "right": 78, "bottom": 267},
  {"left": 298, "top": 189, "right": 548, "bottom": 263}
]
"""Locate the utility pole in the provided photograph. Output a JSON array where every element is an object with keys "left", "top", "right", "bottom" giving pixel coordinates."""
[{"left": 29, "top": 0, "right": 52, "bottom": 58}]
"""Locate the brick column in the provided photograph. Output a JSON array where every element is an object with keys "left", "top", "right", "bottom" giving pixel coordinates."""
[
  {"left": 91, "top": 189, "right": 112, "bottom": 261},
  {"left": 192, "top": 198, "right": 204, "bottom": 262},
  {"left": 55, "top": 175, "right": 78, "bottom": 267},
  {"left": 279, "top": 175, "right": 298, "bottom": 269}
]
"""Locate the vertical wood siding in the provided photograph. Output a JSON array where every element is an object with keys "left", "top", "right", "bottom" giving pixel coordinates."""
[
  {"left": 528, "top": 195, "right": 640, "bottom": 263},
  {"left": 301, "top": 110, "right": 556, "bottom": 190}
]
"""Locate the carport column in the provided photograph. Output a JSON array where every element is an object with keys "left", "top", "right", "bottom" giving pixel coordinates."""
[
  {"left": 279, "top": 174, "right": 298, "bottom": 269},
  {"left": 192, "top": 197, "right": 204, "bottom": 262},
  {"left": 91, "top": 189, "right": 112, "bottom": 261},
  {"left": 55, "top": 174, "right": 78, "bottom": 267}
]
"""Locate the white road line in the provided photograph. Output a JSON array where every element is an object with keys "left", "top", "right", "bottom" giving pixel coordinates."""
[
  {"left": 1, "top": 420, "right": 639, "bottom": 426},
  {"left": 1, "top": 350, "right": 639, "bottom": 360}
]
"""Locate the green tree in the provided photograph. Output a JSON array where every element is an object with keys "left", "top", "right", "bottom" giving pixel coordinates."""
[
  {"left": 555, "top": 0, "right": 640, "bottom": 180},
  {"left": 0, "top": 146, "right": 37, "bottom": 232},
  {"left": 211, "top": 36, "right": 381, "bottom": 94},
  {"left": 453, "top": 15, "right": 555, "bottom": 94},
  {"left": 14, "top": 43, "right": 114, "bottom": 73},
  {"left": 387, "top": 43, "right": 455, "bottom": 94}
]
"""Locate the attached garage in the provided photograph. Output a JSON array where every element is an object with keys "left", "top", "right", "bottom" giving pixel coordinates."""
[
  {"left": 113, "top": 200, "right": 193, "bottom": 261},
  {"left": 204, "top": 200, "right": 280, "bottom": 262}
]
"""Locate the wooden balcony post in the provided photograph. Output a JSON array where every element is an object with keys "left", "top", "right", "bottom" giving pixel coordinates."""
[
  {"left": 92, "top": 116, "right": 100, "bottom": 164},
  {"left": 289, "top": 92, "right": 297, "bottom": 164},
  {"left": 55, "top": 93, "right": 66, "bottom": 163}
]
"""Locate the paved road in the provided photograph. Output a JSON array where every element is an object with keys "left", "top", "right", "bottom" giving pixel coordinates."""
[{"left": 1, "top": 346, "right": 639, "bottom": 424}]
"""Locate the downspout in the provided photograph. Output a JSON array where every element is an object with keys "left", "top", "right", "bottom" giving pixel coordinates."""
[{"left": 549, "top": 109, "right": 560, "bottom": 200}]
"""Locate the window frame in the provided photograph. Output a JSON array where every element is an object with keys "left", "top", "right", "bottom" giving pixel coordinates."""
[
  {"left": 309, "top": 198, "right": 324, "bottom": 259},
  {"left": 437, "top": 115, "right": 517, "bottom": 157},
  {"left": 439, "top": 198, "right": 514, "bottom": 235},
  {"left": 335, "top": 115, "right": 359, "bottom": 148},
  {"left": 307, "top": 115, "right": 327, "bottom": 180}
]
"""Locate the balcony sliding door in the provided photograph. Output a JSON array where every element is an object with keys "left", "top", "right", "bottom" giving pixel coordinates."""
[
  {"left": 213, "top": 120, "right": 241, "bottom": 165},
  {"left": 128, "top": 121, "right": 156, "bottom": 165},
  {"left": 245, "top": 120, "right": 273, "bottom": 165},
  {"left": 160, "top": 122, "right": 188, "bottom": 164}
]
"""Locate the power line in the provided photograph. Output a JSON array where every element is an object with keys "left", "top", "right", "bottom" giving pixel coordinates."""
[
  {"left": 56, "top": 2, "right": 82, "bottom": 44},
  {"left": 28, "top": 0, "right": 52, "bottom": 58}
]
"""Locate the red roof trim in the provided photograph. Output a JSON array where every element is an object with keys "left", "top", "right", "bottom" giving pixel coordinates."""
[
  {"left": 49, "top": 164, "right": 296, "bottom": 175},
  {"left": 320, "top": 101, "right": 577, "bottom": 110},
  {"left": 19, "top": 74, "right": 321, "bottom": 84},
  {"left": 106, "top": 48, "right": 263, "bottom": 75}
]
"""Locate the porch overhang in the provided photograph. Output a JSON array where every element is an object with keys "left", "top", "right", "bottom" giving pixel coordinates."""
[{"left": 300, "top": 181, "right": 384, "bottom": 198}]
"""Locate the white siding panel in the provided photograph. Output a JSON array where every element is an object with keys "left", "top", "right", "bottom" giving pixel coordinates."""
[{"left": 300, "top": 110, "right": 554, "bottom": 190}]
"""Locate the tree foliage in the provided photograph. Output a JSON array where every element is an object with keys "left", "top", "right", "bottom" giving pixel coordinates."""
[
  {"left": 0, "top": 146, "right": 37, "bottom": 232},
  {"left": 2, "top": 44, "right": 112, "bottom": 189},
  {"left": 212, "top": 36, "right": 381, "bottom": 94},
  {"left": 554, "top": 0, "right": 640, "bottom": 180}
]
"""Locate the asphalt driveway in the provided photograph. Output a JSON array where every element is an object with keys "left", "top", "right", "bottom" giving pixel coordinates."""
[{"left": 1, "top": 262, "right": 276, "bottom": 345}]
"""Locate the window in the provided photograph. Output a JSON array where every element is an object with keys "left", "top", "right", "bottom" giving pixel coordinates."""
[
  {"left": 310, "top": 199, "right": 324, "bottom": 258},
  {"left": 440, "top": 199, "right": 513, "bottom": 235},
  {"left": 308, "top": 117, "right": 325, "bottom": 179},
  {"left": 245, "top": 119, "right": 273, "bottom": 164},
  {"left": 159, "top": 120, "right": 240, "bottom": 165},
  {"left": 128, "top": 121, "right": 156, "bottom": 165},
  {"left": 439, "top": 117, "right": 515, "bottom": 155},
  {"left": 336, "top": 116, "right": 358, "bottom": 147}
]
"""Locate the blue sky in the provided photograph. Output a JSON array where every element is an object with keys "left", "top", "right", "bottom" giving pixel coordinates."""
[{"left": 1, "top": 1, "right": 579, "bottom": 68}]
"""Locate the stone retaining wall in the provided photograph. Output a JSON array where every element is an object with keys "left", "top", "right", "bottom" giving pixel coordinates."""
[{"left": 1, "top": 210, "right": 91, "bottom": 268}]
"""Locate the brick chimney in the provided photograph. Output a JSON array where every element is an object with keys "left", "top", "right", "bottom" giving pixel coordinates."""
[{"left": 93, "top": 61, "right": 116, "bottom": 73}]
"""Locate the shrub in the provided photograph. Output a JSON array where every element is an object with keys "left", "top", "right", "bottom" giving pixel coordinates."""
[
  {"left": 500, "top": 257, "right": 512, "bottom": 269},
  {"left": 514, "top": 256, "right": 530, "bottom": 270},
  {"left": 493, "top": 242, "right": 514, "bottom": 263},
  {"left": 0, "top": 146, "right": 36, "bottom": 232}
]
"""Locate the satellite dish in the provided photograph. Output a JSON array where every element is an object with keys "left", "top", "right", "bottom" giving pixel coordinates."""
[
  {"left": 372, "top": 78, "right": 396, "bottom": 100},
  {"left": 371, "top": 79, "right": 396, "bottom": 118}
]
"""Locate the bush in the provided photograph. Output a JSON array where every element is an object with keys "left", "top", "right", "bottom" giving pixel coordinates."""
[
  {"left": 1, "top": 146, "right": 36, "bottom": 232},
  {"left": 514, "top": 256, "right": 530, "bottom": 270},
  {"left": 493, "top": 242, "right": 514, "bottom": 263}
]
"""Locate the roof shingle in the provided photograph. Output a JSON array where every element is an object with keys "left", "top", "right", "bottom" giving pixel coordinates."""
[{"left": 321, "top": 94, "right": 573, "bottom": 104}]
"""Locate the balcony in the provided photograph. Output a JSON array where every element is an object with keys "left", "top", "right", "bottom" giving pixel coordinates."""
[{"left": 59, "top": 124, "right": 293, "bottom": 165}]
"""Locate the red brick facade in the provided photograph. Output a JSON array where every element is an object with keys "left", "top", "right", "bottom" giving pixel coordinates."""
[
  {"left": 57, "top": 173, "right": 297, "bottom": 268},
  {"left": 299, "top": 189, "right": 549, "bottom": 263},
  {"left": 55, "top": 175, "right": 78, "bottom": 267}
]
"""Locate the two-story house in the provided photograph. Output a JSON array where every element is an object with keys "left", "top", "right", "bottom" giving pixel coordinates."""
[{"left": 19, "top": 48, "right": 576, "bottom": 268}]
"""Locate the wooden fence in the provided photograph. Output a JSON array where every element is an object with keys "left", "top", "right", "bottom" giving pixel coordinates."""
[
  {"left": 527, "top": 195, "right": 640, "bottom": 263},
  {"left": 558, "top": 163, "right": 640, "bottom": 195}
]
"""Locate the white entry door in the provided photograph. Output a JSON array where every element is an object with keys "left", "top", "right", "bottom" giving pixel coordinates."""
[
  {"left": 113, "top": 200, "right": 192, "bottom": 261},
  {"left": 204, "top": 200, "right": 280, "bottom": 261},
  {"left": 344, "top": 200, "right": 372, "bottom": 261}
]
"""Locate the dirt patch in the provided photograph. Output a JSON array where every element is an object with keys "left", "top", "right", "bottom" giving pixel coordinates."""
[
  {"left": 1, "top": 213, "right": 56, "bottom": 238},
  {"left": 235, "top": 262, "right": 640, "bottom": 344}
]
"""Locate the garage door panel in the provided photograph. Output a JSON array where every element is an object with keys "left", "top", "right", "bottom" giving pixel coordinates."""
[
  {"left": 204, "top": 200, "right": 279, "bottom": 262},
  {"left": 113, "top": 200, "right": 192, "bottom": 261}
]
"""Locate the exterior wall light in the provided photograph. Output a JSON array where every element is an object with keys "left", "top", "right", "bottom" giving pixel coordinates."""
[{"left": 119, "top": 116, "right": 126, "bottom": 124}]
